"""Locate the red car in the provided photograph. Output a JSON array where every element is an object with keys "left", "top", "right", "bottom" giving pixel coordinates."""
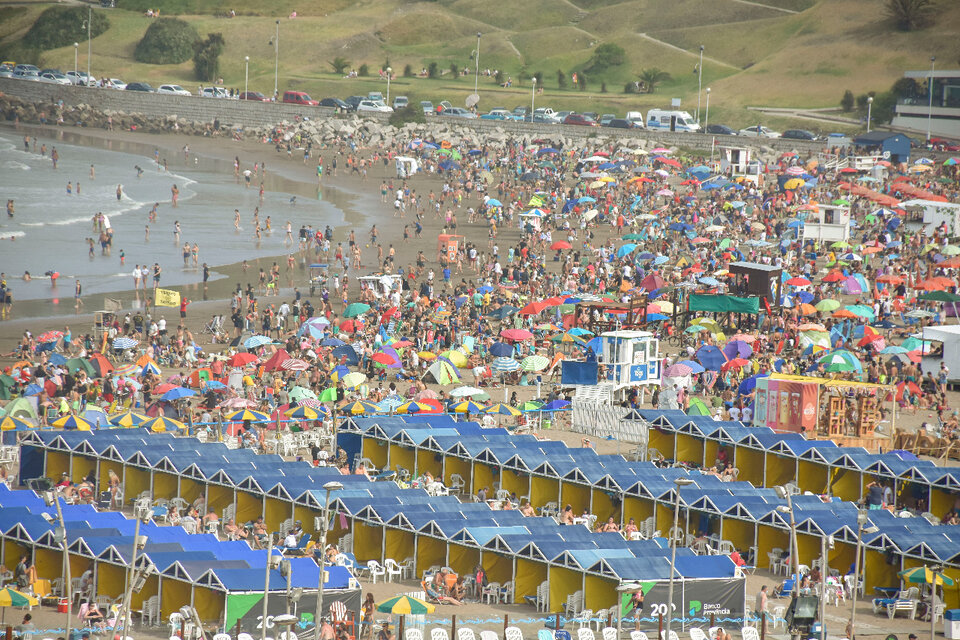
[
  {"left": 282, "top": 91, "right": 318, "bottom": 106},
  {"left": 563, "top": 113, "right": 598, "bottom": 127},
  {"left": 239, "top": 91, "right": 267, "bottom": 101}
]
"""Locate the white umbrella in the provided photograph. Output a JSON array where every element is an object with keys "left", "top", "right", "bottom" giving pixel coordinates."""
[{"left": 450, "top": 386, "right": 484, "bottom": 397}]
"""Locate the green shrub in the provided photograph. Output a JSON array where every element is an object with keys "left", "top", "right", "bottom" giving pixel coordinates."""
[
  {"left": 389, "top": 105, "right": 425, "bottom": 127},
  {"left": 134, "top": 17, "right": 198, "bottom": 64},
  {"left": 24, "top": 6, "right": 110, "bottom": 50},
  {"left": 427, "top": 62, "right": 438, "bottom": 78},
  {"left": 358, "top": 63, "right": 369, "bottom": 77},
  {"left": 403, "top": 64, "right": 413, "bottom": 77},
  {"left": 193, "top": 32, "right": 224, "bottom": 81}
]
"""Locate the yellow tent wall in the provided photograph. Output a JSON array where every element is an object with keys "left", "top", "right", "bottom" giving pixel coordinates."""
[
  {"left": 548, "top": 566, "right": 583, "bottom": 612},
  {"left": 153, "top": 471, "right": 178, "bottom": 502},
  {"left": 655, "top": 503, "right": 674, "bottom": 535},
  {"left": 584, "top": 575, "right": 617, "bottom": 612},
  {"left": 97, "top": 459, "right": 124, "bottom": 495},
  {"left": 68, "top": 555, "right": 90, "bottom": 587},
  {"left": 384, "top": 530, "right": 415, "bottom": 565},
  {"left": 829, "top": 469, "right": 862, "bottom": 502},
  {"left": 207, "top": 484, "right": 234, "bottom": 519},
  {"left": 193, "top": 586, "right": 226, "bottom": 625},
  {"left": 264, "top": 497, "right": 292, "bottom": 531},
  {"left": 647, "top": 430, "right": 674, "bottom": 460},
  {"left": 515, "top": 558, "right": 548, "bottom": 603},
  {"left": 294, "top": 506, "right": 318, "bottom": 538},
  {"left": 719, "top": 518, "right": 755, "bottom": 555},
  {"left": 362, "top": 438, "right": 389, "bottom": 470},
  {"left": 131, "top": 573, "right": 160, "bottom": 612},
  {"left": 447, "top": 544, "right": 480, "bottom": 578},
  {"left": 501, "top": 469, "right": 529, "bottom": 500},
  {"left": 96, "top": 562, "right": 127, "bottom": 599},
  {"left": 756, "top": 525, "right": 789, "bottom": 571},
  {"left": 828, "top": 541, "right": 855, "bottom": 578},
  {"left": 443, "top": 457, "right": 473, "bottom": 496},
  {"left": 797, "top": 461, "right": 828, "bottom": 495},
  {"left": 236, "top": 491, "right": 262, "bottom": 523},
  {"left": 795, "top": 533, "right": 821, "bottom": 569},
  {"left": 72, "top": 456, "right": 96, "bottom": 485},
  {"left": 764, "top": 454, "right": 795, "bottom": 488},
  {"left": 560, "top": 482, "right": 590, "bottom": 515},
  {"left": 353, "top": 523, "right": 384, "bottom": 563},
  {"left": 414, "top": 534, "right": 446, "bottom": 577},
  {"left": 45, "top": 450, "right": 70, "bottom": 479},
  {"left": 704, "top": 441, "right": 720, "bottom": 469},
  {"left": 472, "top": 462, "right": 496, "bottom": 497},
  {"left": 160, "top": 578, "right": 191, "bottom": 619},
  {"left": 3, "top": 539, "right": 26, "bottom": 567},
  {"left": 675, "top": 434, "right": 703, "bottom": 466},
  {"left": 124, "top": 467, "right": 151, "bottom": 503},
  {"left": 736, "top": 449, "right": 765, "bottom": 487},
  {"left": 179, "top": 477, "right": 204, "bottom": 505},
  {"left": 415, "top": 449, "right": 443, "bottom": 479},
  {"left": 590, "top": 489, "right": 620, "bottom": 524},
  {"left": 941, "top": 567, "right": 960, "bottom": 609},
  {"left": 481, "top": 551, "right": 513, "bottom": 585},
  {"left": 863, "top": 549, "right": 898, "bottom": 593},
  {"left": 530, "top": 476, "right": 560, "bottom": 511},
  {"left": 622, "top": 496, "right": 654, "bottom": 530},
  {"left": 388, "top": 444, "right": 415, "bottom": 477},
  {"left": 932, "top": 487, "right": 953, "bottom": 520},
  {"left": 34, "top": 547, "right": 63, "bottom": 583}
]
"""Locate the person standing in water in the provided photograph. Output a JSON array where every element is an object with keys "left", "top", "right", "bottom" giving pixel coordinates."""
[
  {"left": 74, "top": 280, "right": 82, "bottom": 309},
  {"left": 234, "top": 209, "right": 240, "bottom": 230},
  {"left": 116, "top": 185, "right": 123, "bottom": 200},
  {"left": 6, "top": 200, "right": 13, "bottom": 218},
  {"left": 174, "top": 221, "right": 181, "bottom": 244},
  {"left": 171, "top": 184, "right": 179, "bottom": 207},
  {"left": 90, "top": 164, "right": 95, "bottom": 180},
  {"left": 51, "top": 147, "right": 58, "bottom": 169}
]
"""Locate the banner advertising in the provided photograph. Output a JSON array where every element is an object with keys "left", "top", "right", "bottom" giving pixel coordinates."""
[
  {"left": 154, "top": 288, "right": 181, "bottom": 307},
  {"left": 227, "top": 590, "right": 361, "bottom": 636},
  {"left": 619, "top": 579, "right": 745, "bottom": 626}
]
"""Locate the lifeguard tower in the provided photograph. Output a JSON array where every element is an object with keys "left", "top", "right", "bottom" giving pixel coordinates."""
[
  {"left": 802, "top": 204, "right": 851, "bottom": 243},
  {"left": 718, "top": 146, "right": 762, "bottom": 185},
  {"left": 599, "top": 330, "right": 661, "bottom": 391},
  {"left": 727, "top": 261, "right": 782, "bottom": 312}
]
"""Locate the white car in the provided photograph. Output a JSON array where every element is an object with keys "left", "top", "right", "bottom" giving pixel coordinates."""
[
  {"left": 356, "top": 99, "right": 393, "bottom": 113},
  {"left": 157, "top": 84, "right": 191, "bottom": 96},
  {"left": 739, "top": 125, "right": 781, "bottom": 138},
  {"left": 107, "top": 78, "right": 127, "bottom": 90},
  {"left": 12, "top": 70, "right": 39, "bottom": 81},
  {"left": 200, "top": 86, "right": 230, "bottom": 98},
  {"left": 39, "top": 72, "right": 71, "bottom": 85},
  {"left": 65, "top": 71, "right": 94, "bottom": 86}
]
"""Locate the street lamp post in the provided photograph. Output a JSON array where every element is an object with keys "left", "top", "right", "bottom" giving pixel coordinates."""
[
  {"left": 927, "top": 56, "right": 936, "bottom": 142},
  {"left": 474, "top": 32, "right": 481, "bottom": 97},
  {"left": 930, "top": 565, "right": 943, "bottom": 640},
  {"left": 705, "top": 87, "right": 711, "bottom": 131},
  {"left": 866, "top": 95, "right": 874, "bottom": 133},
  {"left": 84, "top": 6, "right": 91, "bottom": 84},
  {"left": 273, "top": 20, "right": 280, "bottom": 100},
  {"left": 117, "top": 505, "right": 150, "bottom": 638},
  {"left": 696, "top": 45, "right": 704, "bottom": 122},
  {"left": 386, "top": 67, "right": 392, "bottom": 105},
  {"left": 314, "top": 481, "right": 344, "bottom": 640},
  {"left": 531, "top": 77, "right": 536, "bottom": 121},
  {"left": 44, "top": 493, "right": 72, "bottom": 640},
  {"left": 775, "top": 487, "right": 801, "bottom": 625},
  {"left": 665, "top": 477, "right": 694, "bottom": 639},
  {"left": 73, "top": 43, "right": 79, "bottom": 79},
  {"left": 848, "top": 511, "right": 878, "bottom": 638},
  {"left": 244, "top": 56, "right": 249, "bottom": 98}
]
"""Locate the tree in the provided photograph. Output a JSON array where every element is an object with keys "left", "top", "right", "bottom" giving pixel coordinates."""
[
  {"left": 449, "top": 62, "right": 458, "bottom": 77},
  {"left": 638, "top": 67, "right": 671, "bottom": 93},
  {"left": 495, "top": 69, "right": 504, "bottom": 85},
  {"left": 329, "top": 57, "right": 350, "bottom": 74},
  {"left": 841, "top": 89, "right": 855, "bottom": 112},
  {"left": 578, "top": 71, "right": 587, "bottom": 91},
  {"left": 358, "top": 63, "right": 369, "bottom": 77},
  {"left": 428, "top": 62, "right": 439, "bottom": 78},
  {"left": 886, "top": 0, "right": 934, "bottom": 30},
  {"left": 134, "top": 18, "right": 198, "bottom": 64},
  {"left": 586, "top": 42, "right": 626, "bottom": 73},
  {"left": 533, "top": 70, "right": 543, "bottom": 86},
  {"left": 891, "top": 77, "right": 921, "bottom": 98},
  {"left": 403, "top": 64, "right": 413, "bottom": 77},
  {"left": 25, "top": 6, "right": 110, "bottom": 50},
  {"left": 557, "top": 69, "right": 567, "bottom": 89},
  {"left": 193, "top": 32, "right": 224, "bottom": 82}
]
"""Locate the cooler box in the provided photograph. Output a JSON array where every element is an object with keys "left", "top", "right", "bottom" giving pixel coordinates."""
[
  {"left": 57, "top": 597, "right": 69, "bottom": 613},
  {"left": 944, "top": 609, "right": 960, "bottom": 639}
]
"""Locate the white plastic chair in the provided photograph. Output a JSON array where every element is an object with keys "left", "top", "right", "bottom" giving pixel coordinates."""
[
  {"left": 577, "top": 629, "right": 595, "bottom": 640},
  {"left": 689, "top": 630, "right": 708, "bottom": 640},
  {"left": 406, "top": 630, "right": 424, "bottom": 640},
  {"left": 660, "top": 632, "right": 679, "bottom": 640},
  {"left": 457, "top": 629, "right": 476, "bottom": 640},
  {"left": 213, "top": 634, "right": 232, "bottom": 640},
  {"left": 479, "top": 632, "right": 498, "bottom": 640},
  {"left": 601, "top": 628, "right": 617, "bottom": 640},
  {"left": 574, "top": 609, "right": 594, "bottom": 630},
  {"left": 384, "top": 559, "right": 403, "bottom": 582},
  {"left": 481, "top": 581, "right": 501, "bottom": 604},
  {"left": 504, "top": 627, "right": 523, "bottom": 640},
  {"left": 367, "top": 560, "right": 386, "bottom": 583},
  {"left": 771, "top": 606, "right": 786, "bottom": 630},
  {"left": 630, "top": 633, "right": 649, "bottom": 640},
  {"left": 431, "top": 630, "right": 450, "bottom": 640},
  {"left": 740, "top": 628, "right": 760, "bottom": 640},
  {"left": 238, "top": 633, "right": 255, "bottom": 640}
]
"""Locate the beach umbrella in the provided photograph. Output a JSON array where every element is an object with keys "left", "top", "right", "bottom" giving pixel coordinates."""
[
  {"left": 244, "top": 335, "right": 273, "bottom": 349},
  {"left": 818, "top": 351, "right": 860, "bottom": 372},
  {"left": 739, "top": 373, "right": 769, "bottom": 395},
  {"left": 439, "top": 350, "right": 468, "bottom": 368},
  {"left": 489, "top": 342, "right": 514, "bottom": 357},
  {"left": 484, "top": 403, "right": 521, "bottom": 416},
  {"left": 288, "top": 386, "right": 318, "bottom": 403},
  {"left": 491, "top": 357, "right": 521, "bottom": 373},
  {"left": 376, "top": 595, "right": 435, "bottom": 615},
  {"left": 521, "top": 355, "right": 550, "bottom": 372},
  {"left": 721, "top": 358, "right": 750, "bottom": 372},
  {"left": 340, "top": 400, "right": 381, "bottom": 415},
  {"left": 616, "top": 244, "right": 638, "bottom": 258},
  {"left": 723, "top": 340, "right": 753, "bottom": 360},
  {"left": 0, "top": 416, "right": 36, "bottom": 431},
  {"left": 225, "top": 409, "right": 271, "bottom": 422},
  {"left": 521, "top": 400, "right": 545, "bottom": 412},
  {"left": 450, "top": 386, "right": 484, "bottom": 397},
  {"left": 501, "top": 329, "right": 534, "bottom": 341},
  {"left": 108, "top": 411, "right": 149, "bottom": 428},
  {"left": 844, "top": 305, "right": 876, "bottom": 321},
  {"left": 284, "top": 406, "right": 324, "bottom": 420},
  {"left": 160, "top": 387, "right": 195, "bottom": 402},
  {"left": 815, "top": 299, "right": 840, "bottom": 312},
  {"left": 898, "top": 567, "right": 955, "bottom": 587},
  {"left": 550, "top": 241, "right": 572, "bottom": 250},
  {"left": 51, "top": 415, "right": 92, "bottom": 430},
  {"left": 0, "top": 587, "right": 38, "bottom": 621},
  {"left": 372, "top": 352, "right": 401, "bottom": 367},
  {"left": 341, "top": 372, "right": 368, "bottom": 389},
  {"left": 676, "top": 360, "right": 705, "bottom": 374},
  {"left": 378, "top": 396, "right": 406, "bottom": 411},
  {"left": 141, "top": 416, "right": 186, "bottom": 432},
  {"left": 452, "top": 400, "right": 487, "bottom": 414},
  {"left": 331, "top": 345, "right": 360, "bottom": 366},
  {"left": 664, "top": 364, "right": 693, "bottom": 377},
  {"left": 38, "top": 330, "right": 64, "bottom": 344},
  {"left": 424, "top": 360, "right": 461, "bottom": 385},
  {"left": 394, "top": 400, "right": 436, "bottom": 414},
  {"left": 695, "top": 345, "right": 727, "bottom": 371},
  {"left": 280, "top": 358, "right": 310, "bottom": 372},
  {"left": 228, "top": 352, "right": 259, "bottom": 367},
  {"left": 343, "top": 303, "right": 371, "bottom": 318},
  {"left": 542, "top": 399, "right": 571, "bottom": 411}
]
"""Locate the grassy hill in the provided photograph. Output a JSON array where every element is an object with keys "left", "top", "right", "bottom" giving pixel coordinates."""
[{"left": 1, "top": 0, "right": 958, "bottom": 130}]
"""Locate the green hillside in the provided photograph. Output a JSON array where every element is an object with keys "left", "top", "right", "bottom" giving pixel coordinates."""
[{"left": 1, "top": 0, "right": 956, "bottom": 129}]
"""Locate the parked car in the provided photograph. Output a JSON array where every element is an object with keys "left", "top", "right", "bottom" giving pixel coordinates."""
[
  {"left": 533, "top": 107, "right": 560, "bottom": 123},
  {"left": 125, "top": 82, "right": 154, "bottom": 92},
  {"left": 392, "top": 96, "right": 409, "bottom": 110},
  {"left": 12, "top": 69, "right": 39, "bottom": 81},
  {"left": 434, "top": 100, "right": 453, "bottom": 114},
  {"left": 0, "top": 65, "right": 12, "bottom": 78},
  {"left": 582, "top": 112, "right": 599, "bottom": 121},
  {"left": 563, "top": 113, "right": 598, "bottom": 127},
  {"left": 827, "top": 132, "right": 852, "bottom": 146},
  {"left": 240, "top": 91, "right": 267, "bottom": 101},
  {"left": 39, "top": 72, "right": 71, "bottom": 85},
  {"left": 512, "top": 106, "right": 528, "bottom": 119},
  {"left": 39, "top": 68, "right": 63, "bottom": 76},
  {"left": 480, "top": 108, "right": 517, "bottom": 121},
  {"left": 344, "top": 96, "right": 366, "bottom": 111},
  {"left": 356, "top": 99, "right": 393, "bottom": 113},
  {"left": 625, "top": 110, "right": 644, "bottom": 127},
  {"left": 157, "top": 84, "right": 191, "bottom": 96},
  {"left": 420, "top": 100, "right": 434, "bottom": 115},
  {"left": 705, "top": 124, "right": 737, "bottom": 136},
  {"left": 599, "top": 113, "right": 616, "bottom": 126},
  {"left": 200, "top": 86, "right": 230, "bottom": 98},
  {"left": 106, "top": 78, "right": 127, "bottom": 90},
  {"left": 319, "top": 97, "right": 349, "bottom": 110},
  {"left": 646, "top": 109, "right": 700, "bottom": 132},
  {"left": 555, "top": 111, "right": 574, "bottom": 123},
  {"left": 282, "top": 91, "right": 318, "bottom": 106},
  {"left": 13, "top": 64, "right": 38, "bottom": 75},
  {"left": 739, "top": 125, "right": 781, "bottom": 138},
  {"left": 367, "top": 91, "right": 384, "bottom": 101},
  {"left": 439, "top": 106, "right": 476, "bottom": 118},
  {"left": 781, "top": 129, "right": 818, "bottom": 141},
  {"left": 604, "top": 118, "right": 636, "bottom": 129},
  {"left": 65, "top": 71, "right": 94, "bottom": 86}
]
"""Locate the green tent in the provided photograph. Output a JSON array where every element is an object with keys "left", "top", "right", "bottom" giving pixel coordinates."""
[
  {"left": 0, "top": 397, "right": 39, "bottom": 420},
  {"left": 686, "top": 397, "right": 712, "bottom": 416},
  {"left": 0, "top": 375, "right": 16, "bottom": 400}
]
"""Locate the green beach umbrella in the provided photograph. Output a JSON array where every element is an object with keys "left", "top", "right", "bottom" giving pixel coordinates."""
[
  {"left": 343, "top": 303, "right": 371, "bottom": 318},
  {"left": 521, "top": 355, "right": 550, "bottom": 371},
  {"left": 288, "top": 386, "right": 318, "bottom": 402},
  {"left": 376, "top": 594, "right": 435, "bottom": 615},
  {"left": 898, "top": 567, "right": 954, "bottom": 587},
  {"left": 521, "top": 400, "right": 545, "bottom": 412},
  {"left": 319, "top": 387, "right": 338, "bottom": 402},
  {"left": 815, "top": 299, "right": 840, "bottom": 312}
]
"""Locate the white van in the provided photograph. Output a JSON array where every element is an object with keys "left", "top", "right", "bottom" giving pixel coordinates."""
[
  {"left": 646, "top": 109, "right": 700, "bottom": 132},
  {"left": 625, "top": 111, "right": 645, "bottom": 128}
]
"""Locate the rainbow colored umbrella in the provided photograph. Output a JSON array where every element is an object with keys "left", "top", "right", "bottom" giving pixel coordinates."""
[{"left": 451, "top": 400, "right": 487, "bottom": 414}]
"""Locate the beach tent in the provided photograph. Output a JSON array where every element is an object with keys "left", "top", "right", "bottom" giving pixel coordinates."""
[{"left": 1, "top": 397, "right": 39, "bottom": 420}]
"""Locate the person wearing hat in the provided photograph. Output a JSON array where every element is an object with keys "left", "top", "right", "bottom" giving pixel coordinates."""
[{"left": 377, "top": 623, "right": 394, "bottom": 640}]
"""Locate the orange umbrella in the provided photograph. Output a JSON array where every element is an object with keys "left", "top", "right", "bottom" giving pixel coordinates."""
[
  {"left": 797, "top": 303, "right": 817, "bottom": 315},
  {"left": 832, "top": 309, "right": 857, "bottom": 319},
  {"left": 914, "top": 279, "right": 945, "bottom": 291},
  {"left": 877, "top": 274, "right": 904, "bottom": 284}
]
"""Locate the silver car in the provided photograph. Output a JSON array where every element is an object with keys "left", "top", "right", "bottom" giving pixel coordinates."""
[{"left": 39, "top": 72, "right": 72, "bottom": 85}]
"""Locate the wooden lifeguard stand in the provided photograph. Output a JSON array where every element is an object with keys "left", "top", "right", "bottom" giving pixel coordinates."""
[{"left": 727, "top": 262, "right": 782, "bottom": 312}]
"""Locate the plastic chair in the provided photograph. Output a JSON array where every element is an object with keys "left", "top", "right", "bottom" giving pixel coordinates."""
[
  {"left": 577, "top": 629, "right": 595, "bottom": 640},
  {"left": 406, "top": 631, "right": 424, "bottom": 640},
  {"left": 630, "top": 633, "right": 649, "bottom": 640},
  {"left": 689, "top": 630, "right": 708, "bottom": 640},
  {"left": 431, "top": 630, "right": 450, "bottom": 640},
  {"left": 367, "top": 560, "right": 387, "bottom": 583},
  {"left": 505, "top": 627, "right": 523, "bottom": 640},
  {"left": 601, "top": 628, "right": 617, "bottom": 640},
  {"left": 538, "top": 631, "right": 554, "bottom": 640},
  {"left": 384, "top": 559, "right": 403, "bottom": 582},
  {"left": 740, "top": 628, "right": 760, "bottom": 640},
  {"left": 458, "top": 630, "right": 477, "bottom": 640}
]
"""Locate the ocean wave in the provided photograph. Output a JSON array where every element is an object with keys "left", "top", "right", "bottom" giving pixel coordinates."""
[
  {"left": 20, "top": 200, "right": 147, "bottom": 227},
  {"left": 0, "top": 230, "right": 26, "bottom": 240},
  {"left": 2, "top": 160, "right": 30, "bottom": 171}
]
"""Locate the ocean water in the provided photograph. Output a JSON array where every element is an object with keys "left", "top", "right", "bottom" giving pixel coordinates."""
[{"left": 0, "top": 132, "right": 346, "bottom": 301}]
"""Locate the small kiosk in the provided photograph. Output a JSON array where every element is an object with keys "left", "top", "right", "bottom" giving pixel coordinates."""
[
  {"left": 598, "top": 330, "right": 662, "bottom": 391},
  {"left": 727, "top": 262, "right": 782, "bottom": 311},
  {"left": 718, "top": 146, "right": 762, "bottom": 185},
  {"left": 436, "top": 234, "right": 465, "bottom": 262},
  {"left": 802, "top": 204, "right": 851, "bottom": 243}
]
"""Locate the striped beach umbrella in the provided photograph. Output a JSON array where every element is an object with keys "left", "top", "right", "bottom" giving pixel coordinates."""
[
  {"left": 224, "top": 409, "right": 271, "bottom": 423},
  {"left": 376, "top": 594, "right": 434, "bottom": 615},
  {"left": 113, "top": 363, "right": 138, "bottom": 377},
  {"left": 141, "top": 416, "right": 186, "bottom": 432},
  {"left": 284, "top": 406, "right": 325, "bottom": 420},
  {"left": 394, "top": 400, "right": 434, "bottom": 414},
  {"left": 451, "top": 400, "right": 487, "bottom": 414},
  {"left": 108, "top": 411, "right": 149, "bottom": 428},
  {"left": 52, "top": 415, "right": 93, "bottom": 430},
  {"left": 491, "top": 357, "right": 520, "bottom": 373},
  {"left": 483, "top": 403, "right": 521, "bottom": 416},
  {"left": 340, "top": 400, "right": 380, "bottom": 415},
  {"left": 0, "top": 587, "right": 39, "bottom": 607},
  {"left": 0, "top": 416, "right": 36, "bottom": 431},
  {"left": 520, "top": 355, "right": 549, "bottom": 372}
]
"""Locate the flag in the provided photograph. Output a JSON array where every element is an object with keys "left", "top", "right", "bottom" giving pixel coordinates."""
[{"left": 155, "top": 288, "right": 181, "bottom": 307}]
